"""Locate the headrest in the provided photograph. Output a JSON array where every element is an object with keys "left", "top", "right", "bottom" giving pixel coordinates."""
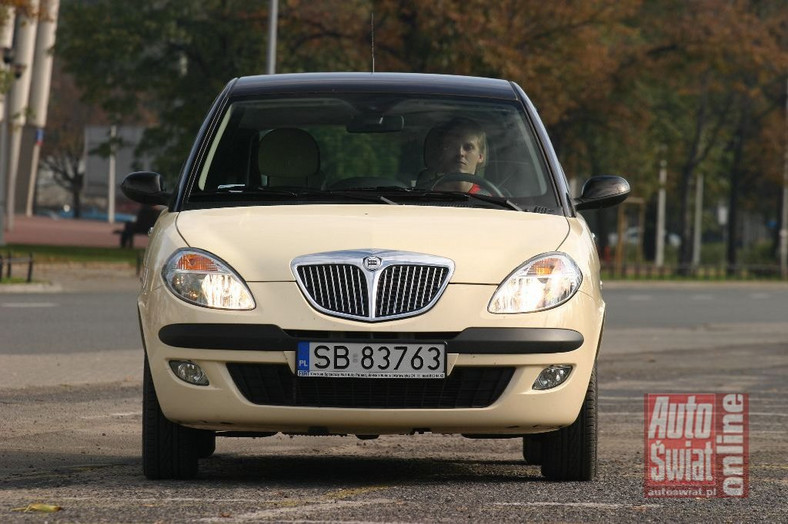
[
  {"left": 423, "top": 125, "right": 444, "bottom": 172},
  {"left": 258, "top": 128, "right": 320, "bottom": 179}
]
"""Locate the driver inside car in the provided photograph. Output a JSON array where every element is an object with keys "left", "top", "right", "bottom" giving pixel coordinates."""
[{"left": 418, "top": 117, "right": 487, "bottom": 193}]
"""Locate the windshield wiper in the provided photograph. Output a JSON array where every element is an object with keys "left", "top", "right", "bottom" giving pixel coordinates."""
[
  {"left": 204, "top": 185, "right": 523, "bottom": 210},
  {"left": 323, "top": 187, "right": 402, "bottom": 205},
  {"left": 463, "top": 192, "right": 523, "bottom": 211},
  {"left": 198, "top": 185, "right": 399, "bottom": 204},
  {"left": 321, "top": 190, "right": 399, "bottom": 205},
  {"left": 400, "top": 189, "right": 523, "bottom": 211},
  {"left": 200, "top": 185, "right": 301, "bottom": 199}
]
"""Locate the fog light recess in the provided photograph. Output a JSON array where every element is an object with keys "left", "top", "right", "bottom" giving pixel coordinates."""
[
  {"left": 532, "top": 365, "right": 572, "bottom": 390},
  {"left": 169, "top": 360, "right": 209, "bottom": 386}
]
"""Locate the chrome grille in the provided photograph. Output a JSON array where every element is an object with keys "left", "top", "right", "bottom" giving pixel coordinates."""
[
  {"left": 375, "top": 265, "right": 449, "bottom": 318},
  {"left": 292, "top": 250, "right": 454, "bottom": 322},
  {"left": 296, "top": 264, "right": 368, "bottom": 317}
]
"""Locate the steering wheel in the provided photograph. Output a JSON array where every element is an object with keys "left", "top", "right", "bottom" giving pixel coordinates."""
[{"left": 429, "top": 173, "right": 505, "bottom": 197}]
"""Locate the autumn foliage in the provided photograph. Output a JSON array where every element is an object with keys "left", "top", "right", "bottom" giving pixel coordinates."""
[{"left": 52, "top": 0, "right": 788, "bottom": 265}]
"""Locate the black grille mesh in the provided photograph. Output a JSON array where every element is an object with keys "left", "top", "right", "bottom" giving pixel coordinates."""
[{"left": 227, "top": 364, "right": 514, "bottom": 409}]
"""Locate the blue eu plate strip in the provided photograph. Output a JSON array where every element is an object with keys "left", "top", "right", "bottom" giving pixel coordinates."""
[{"left": 297, "top": 341, "right": 310, "bottom": 373}]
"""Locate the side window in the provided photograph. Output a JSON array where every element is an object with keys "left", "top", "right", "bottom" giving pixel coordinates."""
[{"left": 197, "top": 106, "right": 256, "bottom": 191}]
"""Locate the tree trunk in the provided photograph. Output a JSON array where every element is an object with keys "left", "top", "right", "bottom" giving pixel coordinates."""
[
  {"left": 726, "top": 100, "right": 751, "bottom": 276},
  {"left": 726, "top": 149, "right": 741, "bottom": 276},
  {"left": 73, "top": 189, "right": 82, "bottom": 219},
  {"left": 677, "top": 165, "right": 694, "bottom": 273}
]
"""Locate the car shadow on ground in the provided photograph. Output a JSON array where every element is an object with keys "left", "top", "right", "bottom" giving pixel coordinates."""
[
  {"left": 198, "top": 454, "right": 544, "bottom": 484},
  {"left": 0, "top": 451, "right": 545, "bottom": 491}
]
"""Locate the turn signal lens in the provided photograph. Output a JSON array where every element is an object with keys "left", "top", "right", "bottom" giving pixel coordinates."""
[
  {"left": 163, "top": 249, "right": 255, "bottom": 310},
  {"left": 176, "top": 253, "right": 220, "bottom": 272},
  {"left": 488, "top": 253, "right": 582, "bottom": 313}
]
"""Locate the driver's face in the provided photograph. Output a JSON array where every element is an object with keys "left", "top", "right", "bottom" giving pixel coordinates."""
[{"left": 437, "top": 132, "right": 484, "bottom": 174}]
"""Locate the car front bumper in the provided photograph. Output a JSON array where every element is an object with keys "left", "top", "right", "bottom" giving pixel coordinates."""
[{"left": 140, "top": 282, "right": 604, "bottom": 435}]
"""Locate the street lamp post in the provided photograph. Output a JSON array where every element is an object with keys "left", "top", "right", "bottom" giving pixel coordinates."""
[
  {"left": 692, "top": 172, "right": 704, "bottom": 268},
  {"left": 266, "top": 0, "right": 277, "bottom": 75},
  {"left": 0, "top": 7, "right": 16, "bottom": 247},
  {"left": 4, "top": 2, "right": 37, "bottom": 234},
  {"left": 780, "top": 77, "right": 788, "bottom": 279},
  {"left": 108, "top": 124, "right": 116, "bottom": 223},
  {"left": 655, "top": 147, "right": 667, "bottom": 268},
  {"left": 0, "top": 60, "right": 24, "bottom": 247},
  {"left": 25, "top": 0, "right": 60, "bottom": 217}
]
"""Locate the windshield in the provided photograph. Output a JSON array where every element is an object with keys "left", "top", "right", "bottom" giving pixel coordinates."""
[{"left": 185, "top": 94, "right": 560, "bottom": 213}]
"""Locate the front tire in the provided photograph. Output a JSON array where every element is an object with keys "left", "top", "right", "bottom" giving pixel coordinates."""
[
  {"left": 539, "top": 366, "right": 598, "bottom": 481},
  {"left": 196, "top": 431, "right": 216, "bottom": 459},
  {"left": 522, "top": 435, "right": 543, "bottom": 465},
  {"left": 142, "top": 355, "right": 202, "bottom": 479}
]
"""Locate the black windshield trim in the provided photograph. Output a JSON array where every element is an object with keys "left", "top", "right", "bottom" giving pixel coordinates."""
[{"left": 183, "top": 187, "right": 558, "bottom": 214}]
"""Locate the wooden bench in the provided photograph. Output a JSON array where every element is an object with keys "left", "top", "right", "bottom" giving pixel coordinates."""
[
  {"left": 0, "top": 252, "right": 34, "bottom": 282},
  {"left": 117, "top": 205, "right": 161, "bottom": 248}
]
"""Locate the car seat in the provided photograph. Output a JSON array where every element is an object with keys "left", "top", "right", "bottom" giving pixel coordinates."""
[
  {"left": 258, "top": 128, "right": 323, "bottom": 188},
  {"left": 414, "top": 125, "right": 444, "bottom": 189}
]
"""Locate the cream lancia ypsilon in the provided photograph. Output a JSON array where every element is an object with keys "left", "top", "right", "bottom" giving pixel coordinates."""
[{"left": 122, "top": 72, "right": 629, "bottom": 481}]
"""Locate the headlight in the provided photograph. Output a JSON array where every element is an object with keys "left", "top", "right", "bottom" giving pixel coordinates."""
[
  {"left": 488, "top": 252, "right": 582, "bottom": 313},
  {"left": 162, "top": 249, "right": 255, "bottom": 310}
]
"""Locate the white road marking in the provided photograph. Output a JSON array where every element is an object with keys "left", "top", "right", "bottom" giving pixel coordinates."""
[
  {"left": 690, "top": 294, "right": 714, "bottom": 300},
  {"left": 495, "top": 502, "right": 661, "bottom": 509},
  {"left": 80, "top": 411, "right": 141, "bottom": 420},
  {"left": 622, "top": 293, "right": 774, "bottom": 302},
  {"left": 1, "top": 302, "right": 57, "bottom": 308},
  {"left": 600, "top": 410, "right": 787, "bottom": 417},
  {"left": 200, "top": 498, "right": 395, "bottom": 522}
]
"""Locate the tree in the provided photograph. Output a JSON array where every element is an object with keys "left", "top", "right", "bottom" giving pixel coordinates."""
[
  {"left": 38, "top": 62, "right": 102, "bottom": 218},
  {"left": 53, "top": 0, "right": 788, "bottom": 272},
  {"left": 1, "top": 1, "right": 37, "bottom": 96},
  {"left": 57, "top": 0, "right": 650, "bottom": 183},
  {"left": 652, "top": 1, "right": 787, "bottom": 268},
  {"left": 57, "top": 0, "right": 271, "bottom": 180},
  {"left": 0, "top": 0, "right": 35, "bottom": 24}
]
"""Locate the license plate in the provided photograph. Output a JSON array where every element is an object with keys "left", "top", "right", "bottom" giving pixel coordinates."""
[{"left": 296, "top": 342, "right": 446, "bottom": 378}]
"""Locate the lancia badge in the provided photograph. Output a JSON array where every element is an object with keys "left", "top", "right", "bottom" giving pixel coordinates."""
[{"left": 363, "top": 256, "right": 382, "bottom": 271}]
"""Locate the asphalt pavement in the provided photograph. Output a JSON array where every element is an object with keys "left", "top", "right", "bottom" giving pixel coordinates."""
[
  {"left": 1, "top": 215, "right": 786, "bottom": 522},
  {"left": 1, "top": 286, "right": 785, "bottom": 522}
]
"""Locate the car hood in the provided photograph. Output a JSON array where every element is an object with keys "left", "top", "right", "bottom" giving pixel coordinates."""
[{"left": 174, "top": 205, "right": 570, "bottom": 284}]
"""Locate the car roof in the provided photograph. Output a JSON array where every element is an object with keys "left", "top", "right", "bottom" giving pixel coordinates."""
[{"left": 230, "top": 72, "right": 519, "bottom": 100}]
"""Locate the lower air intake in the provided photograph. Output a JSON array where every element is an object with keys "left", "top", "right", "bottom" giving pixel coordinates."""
[{"left": 227, "top": 363, "right": 514, "bottom": 409}]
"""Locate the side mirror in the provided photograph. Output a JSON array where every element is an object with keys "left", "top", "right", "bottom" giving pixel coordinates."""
[
  {"left": 574, "top": 175, "right": 630, "bottom": 210},
  {"left": 121, "top": 171, "right": 171, "bottom": 206}
]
